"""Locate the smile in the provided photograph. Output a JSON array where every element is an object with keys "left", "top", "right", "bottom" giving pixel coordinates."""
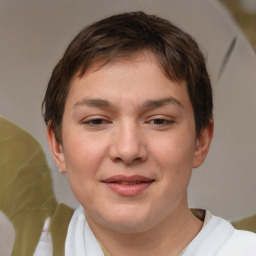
[
  {"left": 112, "top": 181, "right": 151, "bottom": 185},
  {"left": 102, "top": 175, "right": 155, "bottom": 196}
]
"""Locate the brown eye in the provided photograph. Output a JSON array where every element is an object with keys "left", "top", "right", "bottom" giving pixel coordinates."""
[
  {"left": 152, "top": 119, "right": 165, "bottom": 125},
  {"left": 150, "top": 119, "right": 174, "bottom": 125},
  {"left": 90, "top": 119, "right": 105, "bottom": 125},
  {"left": 83, "top": 118, "right": 109, "bottom": 126}
]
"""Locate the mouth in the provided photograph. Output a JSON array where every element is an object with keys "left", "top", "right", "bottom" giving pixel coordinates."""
[
  {"left": 101, "top": 175, "right": 155, "bottom": 196},
  {"left": 109, "top": 180, "right": 152, "bottom": 185},
  {"left": 102, "top": 175, "right": 155, "bottom": 184}
]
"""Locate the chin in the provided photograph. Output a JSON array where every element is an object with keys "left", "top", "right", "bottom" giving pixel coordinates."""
[
  {"left": 98, "top": 207, "right": 157, "bottom": 233},
  {"left": 107, "top": 219, "right": 154, "bottom": 234}
]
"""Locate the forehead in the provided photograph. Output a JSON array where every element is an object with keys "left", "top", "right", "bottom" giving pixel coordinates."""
[
  {"left": 76, "top": 50, "right": 183, "bottom": 84},
  {"left": 80, "top": 51, "right": 158, "bottom": 75},
  {"left": 65, "top": 53, "right": 192, "bottom": 114},
  {"left": 73, "top": 53, "right": 177, "bottom": 90},
  {"left": 74, "top": 52, "right": 185, "bottom": 89}
]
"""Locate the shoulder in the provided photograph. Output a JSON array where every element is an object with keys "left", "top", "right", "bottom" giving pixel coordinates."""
[
  {"left": 218, "top": 229, "right": 256, "bottom": 256},
  {"left": 184, "top": 210, "right": 256, "bottom": 256},
  {"left": 210, "top": 214, "right": 256, "bottom": 256}
]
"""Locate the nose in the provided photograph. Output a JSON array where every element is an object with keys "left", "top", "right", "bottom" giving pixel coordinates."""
[{"left": 109, "top": 121, "right": 148, "bottom": 164}]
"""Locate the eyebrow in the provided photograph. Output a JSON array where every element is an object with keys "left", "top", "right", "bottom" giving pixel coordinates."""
[
  {"left": 73, "top": 97, "right": 184, "bottom": 110},
  {"left": 142, "top": 97, "right": 184, "bottom": 110},
  {"left": 74, "top": 98, "right": 112, "bottom": 109}
]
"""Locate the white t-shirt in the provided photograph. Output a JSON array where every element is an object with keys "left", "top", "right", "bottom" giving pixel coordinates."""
[
  {"left": 182, "top": 210, "right": 256, "bottom": 255},
  {"left": 34, "top": 207, "right": 256, "bottom": 256}
]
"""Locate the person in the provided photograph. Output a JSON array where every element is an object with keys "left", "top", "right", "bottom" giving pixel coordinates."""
[{"left": 42, "top": 11, "right": 256, "bottom": 256}]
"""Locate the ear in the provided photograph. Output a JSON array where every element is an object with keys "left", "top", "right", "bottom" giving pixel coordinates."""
[
  {"left": 193, "top": 120, "right": 214, "bottom": 168},
  {"left": 47, "top": 125, "right": 67, "bottom": 173}
]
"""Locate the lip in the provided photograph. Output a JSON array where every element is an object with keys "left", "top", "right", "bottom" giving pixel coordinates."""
[{"left": 101, "top": 175, "right": 155, "bottom": 196}]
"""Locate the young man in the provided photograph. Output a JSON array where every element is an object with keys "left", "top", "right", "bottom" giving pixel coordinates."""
[{"left": 42, "top": 11, "right": 256, "bottom": 256}]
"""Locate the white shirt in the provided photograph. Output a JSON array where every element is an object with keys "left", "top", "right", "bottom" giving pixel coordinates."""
[{"left": 34, "top": 207, "right": 256, "bottom": 256}]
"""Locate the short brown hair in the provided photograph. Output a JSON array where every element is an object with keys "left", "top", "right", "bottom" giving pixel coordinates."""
[{"left": 42, "top": 11, "right": 213, "bottom": 143}]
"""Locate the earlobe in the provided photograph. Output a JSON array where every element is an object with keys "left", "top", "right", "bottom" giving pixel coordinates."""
[
  {"left": 47, "top": 125, "right": 66, "bottom": 173},
  {"left": 193, "top": 120, "right": 214, "bottom": 168}
]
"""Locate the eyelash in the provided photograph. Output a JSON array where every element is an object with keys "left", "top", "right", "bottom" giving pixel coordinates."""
[
  {"left": 148, "top": 118, "right": 175, "bottom": 126},
  {"left": 81, "top": 116, "right": 175, "bottom": 129},
  {"left": 82, "top": 118, "right": 110, "bottom": 126}
]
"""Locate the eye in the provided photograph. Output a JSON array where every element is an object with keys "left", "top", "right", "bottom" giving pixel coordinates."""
[
  {"left": 149, "top": 118, "right": 174, "bottom": 126},
  {"left": 145, "top": 115, "right": 176, "bottom": 130},
  {"left": 151, "top": 119, "right": 168, "bottom": 125},
  {"left": 82, "top": 117, "right": 111, "bottom": 127},
  {"left": 87, "top": 119, "right": 105, "bottom": 125}
]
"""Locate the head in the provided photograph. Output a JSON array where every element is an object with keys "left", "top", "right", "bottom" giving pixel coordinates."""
[
  {"left": 42, "top": 11, "right": 213, "bottom": 144},
  {"left": 43, "top": 12, "right": 214, "bottom": 236}
]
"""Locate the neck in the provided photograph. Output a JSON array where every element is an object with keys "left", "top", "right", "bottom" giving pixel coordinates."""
[{"left": 85, "top": 197, "right": 203, "bottom": 256}]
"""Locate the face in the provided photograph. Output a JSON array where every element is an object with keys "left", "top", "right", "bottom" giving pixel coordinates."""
[{"left": 48, "top": 53, "right": 213, "bottom": 234}]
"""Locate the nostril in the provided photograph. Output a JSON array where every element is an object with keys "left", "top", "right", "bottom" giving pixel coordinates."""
[
  {"left": 113, "top": 157, "right": 123, "bottom": 163},
  {"left": 109, "top": 136, "right": 148, "bottom": 164},
  {"left": 113, "top": 156, "right": 143, "bottom": 164}
]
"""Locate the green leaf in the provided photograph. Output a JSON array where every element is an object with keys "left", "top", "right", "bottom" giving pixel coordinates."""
[{"left": 0, "top": 117, "right": 57, "bottom": 256}]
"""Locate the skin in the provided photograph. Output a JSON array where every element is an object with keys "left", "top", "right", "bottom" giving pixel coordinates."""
[{"left": 48, "top": 52, "right": 213, "bottom": 256}]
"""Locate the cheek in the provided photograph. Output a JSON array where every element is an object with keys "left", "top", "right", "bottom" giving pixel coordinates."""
[
  {"left": 64, "top": 141, "right": 104, "bottom": 175},
  {"left": 61, "top": 133, "right": 108, "bottom": 197},
  {"left": 151, "top": 132, "right": 196, "bottom": 169},
  {"left": 62, "top": 139, "right": 105, "bottom": 206},
  {"left": 150, "top": 132, "right": 196, "bottom": 197},
  {"left": 63, "top": 127, "right": 105, "bottom": 165}
]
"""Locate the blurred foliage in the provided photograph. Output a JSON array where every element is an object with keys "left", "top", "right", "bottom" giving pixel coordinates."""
[{"left": 219, "top": 0, "right": 256, "bottom": 51}]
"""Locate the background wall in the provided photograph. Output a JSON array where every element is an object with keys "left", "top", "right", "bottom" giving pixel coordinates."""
[
  {"left": 220, "top": 0, "right": 256, "bottom": 50},
  {"left": 1, "top": 0, "right": 256, "bottom": 225}
]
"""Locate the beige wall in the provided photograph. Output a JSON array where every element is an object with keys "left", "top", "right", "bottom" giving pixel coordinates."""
[{"left": 1, "top": 0, "right": 256, "bottom": 222}]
